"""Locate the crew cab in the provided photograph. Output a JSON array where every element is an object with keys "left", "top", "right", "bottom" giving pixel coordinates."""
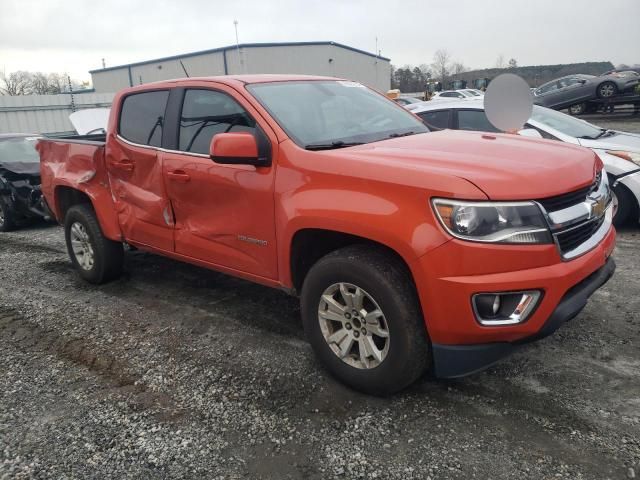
[{"left": 38, "top": 75, "right": 616, "bottom": 395}]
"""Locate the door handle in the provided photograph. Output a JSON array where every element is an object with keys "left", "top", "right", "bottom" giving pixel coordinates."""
[
  {"left": 111, "top": 159, "right": 135, "bottom": 172},
  {"left": 167, "top": 170, "right": 191, "bottom": 183}
]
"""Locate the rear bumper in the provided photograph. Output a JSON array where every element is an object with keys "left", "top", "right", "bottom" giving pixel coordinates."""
[{"left": 431, "top": 256, "right": 615, "bottom": 378}]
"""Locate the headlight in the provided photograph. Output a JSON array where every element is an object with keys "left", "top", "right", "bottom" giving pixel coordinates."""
[
  {"left": 432, "top": 199, "right": 552, "bottom": 244},
  {"left": 606, "top": 150, "right": 640, "bottom": 166}
]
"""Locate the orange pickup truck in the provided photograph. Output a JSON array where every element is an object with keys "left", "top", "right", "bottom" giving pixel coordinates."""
[{"left": 38, "top": 75, "right": 616, "bottom": 394}]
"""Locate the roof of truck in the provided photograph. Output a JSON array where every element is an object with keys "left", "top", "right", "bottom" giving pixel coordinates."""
[{"left": 158, "top": 74, "right": 343, "bottom": 86}]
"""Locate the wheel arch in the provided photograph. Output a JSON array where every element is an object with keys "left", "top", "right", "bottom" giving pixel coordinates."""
[
  {"left": 289, "top": 227, "right": 418, "bottom": 295},
  {"left": 54, "top": 184, "right": 122, "bottom": 241}
]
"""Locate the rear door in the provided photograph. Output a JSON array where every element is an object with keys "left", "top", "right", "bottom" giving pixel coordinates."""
[
  {"left": 416, "top": 110, "right": 451, "bottom": 129},
  {"left": 160, "top": 85, "right": 279, "bottom": 280},
  {"left": 106, "top": 89, "right": 174, "bottom": 251},
  {"left": 454, "top": 109, "right": 501, "bottom": 132}
]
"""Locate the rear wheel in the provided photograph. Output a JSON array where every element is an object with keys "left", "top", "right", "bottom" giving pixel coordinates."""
[
  {"left": 0, "top": 199, "right": 17, "bottom": 232},
  {"left": 597, "top": 81, "right": 617, "bottom": 98},
  {"left": 301, "top": 245, "right": 430, "bottom": 395},
  {"left": 64, "top": 204, "right": 124, "bottom": 284}
]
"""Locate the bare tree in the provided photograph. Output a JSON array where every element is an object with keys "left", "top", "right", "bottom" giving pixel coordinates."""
[
  {"left": 495, "top": 54, "right": 505, "bottom": 69},
  {"left": 451, "top": 62, "right": 468, "bottom": 77},
  {"left": 46, "top": 73, "right": 66, "bottom": 94},
  {"left": 0, "top": 70, "right": 73, "bottom": 95},
  {"left": 508, "top": 58, "right": 518, "bottom": 69},
  {"left": 432, "top": 49, "right": 452, "bottom": 84},
  {"left": 0, "top": 70, "right": 32, "bottom": 96}
]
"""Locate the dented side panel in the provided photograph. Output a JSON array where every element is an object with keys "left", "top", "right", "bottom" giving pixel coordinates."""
[{"left": 38, "top": 138, "right": 122, "bottom": 241}]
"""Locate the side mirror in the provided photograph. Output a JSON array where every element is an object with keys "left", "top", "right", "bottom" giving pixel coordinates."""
[
  {"left": 518, "top": 128, "right": 543, "bottom": 139},
  {"left": 210, "top": 132, "right": 268, "bottom": 167}
]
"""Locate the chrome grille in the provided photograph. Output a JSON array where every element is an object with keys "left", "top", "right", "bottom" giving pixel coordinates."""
[
  {"left": 537, "top": 171, "right": 600, "bottom": 213},
  {"left": 556, "top": 216, "right": 606, "bottom": 255}
]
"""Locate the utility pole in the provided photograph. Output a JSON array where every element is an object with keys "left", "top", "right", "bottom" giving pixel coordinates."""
[
  {"left": 67, "top": 75, "right": 76, "bottom": 112},
  {"left": 101, "top": 58, "right": 106, "bottom": 69},
  {"left": 234, "top": 20, "right": 247, "bottom": 74}
]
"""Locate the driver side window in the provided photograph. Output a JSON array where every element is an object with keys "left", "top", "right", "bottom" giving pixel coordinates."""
[
  {"left": 537, "top": 82, "right": 559, "bottom": 95},
  {"left": 179, "top": 89, "right": 256, "bottom": 154}
]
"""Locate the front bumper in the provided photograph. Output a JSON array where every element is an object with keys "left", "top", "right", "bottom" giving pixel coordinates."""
[
  {"left": 431, "top": 256, "right": 615, "bottom": 378},
  {"left": 410, "top": 224, "right": 616, "bottom": 378}
]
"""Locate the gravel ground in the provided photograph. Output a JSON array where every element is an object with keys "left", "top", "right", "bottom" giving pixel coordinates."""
[{"left": 0, "top": 221, "right": 638, "bottom": 480}]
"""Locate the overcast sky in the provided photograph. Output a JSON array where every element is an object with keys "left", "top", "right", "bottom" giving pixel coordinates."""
[{"left": 1, "top": 0, "right": 638, "bottom": 83}]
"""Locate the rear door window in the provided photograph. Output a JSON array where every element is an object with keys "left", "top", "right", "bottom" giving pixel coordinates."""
[
  {"left": 179, "top": 89, "right": 256, "bottom": 154},
  {"left": 418, "top": 110, "right": 450, "bottom": 129},
  {"left": 456, "top": 110, "right": 501, "bottom": 133},
  {"left": 119, "top": 90, "right": 170, "bottom": 147}
]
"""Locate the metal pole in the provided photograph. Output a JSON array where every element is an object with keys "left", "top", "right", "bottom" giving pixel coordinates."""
[
  {"left": 67, "top": 75, "right": 76, "bottom": 113},
  {"left": 234, "top": 20, "right": 247, "bottom": 74}
]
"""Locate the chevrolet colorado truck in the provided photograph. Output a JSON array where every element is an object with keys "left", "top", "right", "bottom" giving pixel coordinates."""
[{"left": 38, "top": 75, "right": 616, "bottom": 395}]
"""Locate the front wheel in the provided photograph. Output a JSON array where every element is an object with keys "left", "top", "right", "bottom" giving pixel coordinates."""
[
  {"left": 598, "top": 81, "right": 617, "bottom": 98},
  {"left": 609, "top": 174, "right": 638, "bottom": 227},
  {"left": 0, "top": 199, "right": 17, "bottom": 232},
  {"left": 64, "top": 204, "right": 124, "bottom": 284},
  {"left": 301, "top": 245, "right": 430, "bottom": 395},
  {"left": 568, "top": 103, "right": 586, "bottom": 115}
]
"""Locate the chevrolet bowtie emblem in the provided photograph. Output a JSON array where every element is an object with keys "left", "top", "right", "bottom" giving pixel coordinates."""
[{"left": 588, "top": 195, "right": 607, "bottom": 218}]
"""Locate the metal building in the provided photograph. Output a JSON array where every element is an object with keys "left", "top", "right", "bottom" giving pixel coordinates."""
[
  {"left": 0, "top": 93, "right": 114, "bottom": 135},
  {"left": 90, "top": 41, "right": 391, "bottom": 93}
]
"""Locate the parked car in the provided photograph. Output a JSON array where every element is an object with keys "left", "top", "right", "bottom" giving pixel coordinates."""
[
  {"left": 430, "top": 90, "right": 472, "bottom": 100},
  {"left": 461, "top": 89, "right": 484, "bottom": 97},
  {"left": 393, "top": 96, "right": 423, "bottom": 107},
  {"left": 0, "top": 133, "right": 50, "bottom": 231},
  {"left": 411, "top": 99, "right": 640, "bottom": 226},
  {"left": 533, "top": 73, "right": 640, "bottom": 114},
  {"left": 38, "top": 75, "right": 615, "bottom": 395}
]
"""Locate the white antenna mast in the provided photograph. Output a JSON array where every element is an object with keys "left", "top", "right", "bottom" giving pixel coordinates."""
[{"left": 234, "top": 20, "right": 248, "bottom": 74}]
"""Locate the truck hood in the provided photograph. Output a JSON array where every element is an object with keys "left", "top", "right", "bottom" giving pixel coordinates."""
[{"left": 340, "top": 130, "right": 598, "bottom": 200}]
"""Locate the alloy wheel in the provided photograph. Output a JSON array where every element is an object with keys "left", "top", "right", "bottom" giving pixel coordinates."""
[
  {"left": 318, "top": 282, "right": 390, "bottom": 369},
  {"left": 599, "top": 83, "right": 615, "bottom": 97},
  {"left": 70, "top": 222, "right": 95, "bottom": 270}
]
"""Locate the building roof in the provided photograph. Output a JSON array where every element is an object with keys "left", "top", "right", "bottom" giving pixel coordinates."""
[{"left": 90, "top": 41, "right": 391, "bottom": 74}]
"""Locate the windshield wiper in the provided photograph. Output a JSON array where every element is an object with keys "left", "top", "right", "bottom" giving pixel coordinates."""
[
  {"left": 304, "top": 141, "right": 365, "bottom": 151},
  {"left": 581, "top": 128, "right": 616, "bottom": 140},
  {"left": 387, "top": 131, "right": 417, "bottom": 138}
]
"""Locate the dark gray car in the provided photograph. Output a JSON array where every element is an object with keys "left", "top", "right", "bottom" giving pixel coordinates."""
[{"left": 533, "top": 73, "right": 639, "bottom": 113}]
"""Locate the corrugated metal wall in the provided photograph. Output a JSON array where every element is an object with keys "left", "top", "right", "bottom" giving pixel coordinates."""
[
  {"left": 91, "top": 44, "right": 392, "bottom": 93},
  {"left": 0, "top": 93, "right": 114, "bottom": 135}
]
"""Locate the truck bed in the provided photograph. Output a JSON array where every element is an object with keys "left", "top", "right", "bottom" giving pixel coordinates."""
[{"left": 37, "top": 136, "right": 107, "bottom": 222}]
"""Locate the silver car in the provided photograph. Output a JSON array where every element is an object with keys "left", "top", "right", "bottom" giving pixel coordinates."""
[
  {"left": 411, "top": 99, "right": 640, "bottom": 226},
  {"left": 533, "top": 73, "right": 639, "bottom": 114}
]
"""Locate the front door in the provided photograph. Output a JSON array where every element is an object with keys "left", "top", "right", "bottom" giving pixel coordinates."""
[
  {"left": 161, "top": 86, "right": 278, "bottom": 280},
  {"left": 106, "top": 89, "right": 174, "bottom": 251}
]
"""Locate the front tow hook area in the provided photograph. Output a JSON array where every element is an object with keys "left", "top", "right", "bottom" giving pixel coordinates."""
[{"left": 431, "top": 256, "right": 616, "bottom": 379}]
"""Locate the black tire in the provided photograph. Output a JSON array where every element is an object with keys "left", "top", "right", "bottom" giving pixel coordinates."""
[
  {"left": 597, "top": 81, "right": 617, "bottom": 99},
  {"left": 300, "top": 245, "right": 430, "bottom": 395},
  {"left": 568, "top": 103, "right": 586, "bottom": 115},
  {"left": 0, "top": 198, "right": 17, "bottom": 232},
  {"left": 609, "top": 174, "right": 638, "bottom": 227},
  {"left": 64, "top": 204, "right": 124, "bottom": 284}
]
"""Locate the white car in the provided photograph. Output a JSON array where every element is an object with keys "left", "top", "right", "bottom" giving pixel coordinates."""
[
  {"left": 430, "top": 90, "right": 474, "bottom": 101},
  {"left": 412, "top": 99, "right": 640, "bottom": 226}
]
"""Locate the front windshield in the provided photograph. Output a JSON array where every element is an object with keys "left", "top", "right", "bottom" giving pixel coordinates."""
[
  {"left": 530, "top": 106, "right": 603, "bottom": 139},
  {"left": 247, "top": 81, "right": 428, "bottom": 148},
  {"left": 0, "top": 136, "right": 40, "bottom": 163}
]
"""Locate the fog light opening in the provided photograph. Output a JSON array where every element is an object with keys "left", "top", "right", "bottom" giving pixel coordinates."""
[{"left": 472, "top": 291, "right": 541, "bottom": 326}]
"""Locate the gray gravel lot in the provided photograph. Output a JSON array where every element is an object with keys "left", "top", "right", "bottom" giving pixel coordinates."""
[
  {"left": 1, "top": 115, "right": 639, "bottom": 479},
  {"left": 1, "top": 223, "right": 638, "bottom": 479}
]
